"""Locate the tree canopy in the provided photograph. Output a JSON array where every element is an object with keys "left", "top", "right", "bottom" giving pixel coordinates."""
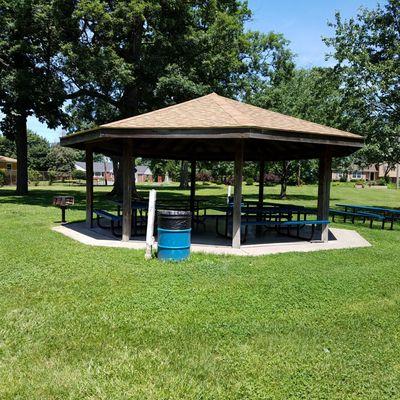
[
  {"left": 0, "top": 131, "right": 50, "bottom": 171},
  {"left": 324, "top": 0, "right": 400, "bottom": 172},
  {"left": 0, "top": 0, "right": 68, "bottom": 193}
]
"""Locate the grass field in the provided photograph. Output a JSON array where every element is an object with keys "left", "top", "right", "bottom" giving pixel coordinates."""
[{"left": 1, "top": 182, "right": 400, "bottom": 399}]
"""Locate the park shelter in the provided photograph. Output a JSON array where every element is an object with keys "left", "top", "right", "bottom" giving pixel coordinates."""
[{"left": 60, "top": 93, "right": 363, "bottom": 248}]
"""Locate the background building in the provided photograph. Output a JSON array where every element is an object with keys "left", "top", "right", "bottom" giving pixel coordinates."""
[
  {"left": 332, "top": 164, "right": 400, "bottom": 183},
  {"left": 0, "top": 155, "right": 17, "bottom": 185}
]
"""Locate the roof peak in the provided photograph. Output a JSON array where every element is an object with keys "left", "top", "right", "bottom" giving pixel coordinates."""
[{"left": 99, "top": 92, "right": 361, "bottom": 140}]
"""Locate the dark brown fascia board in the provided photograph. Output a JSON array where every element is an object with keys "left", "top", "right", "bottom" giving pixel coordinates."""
[{"left": 60, "top": 126, "right": 364, "bottom": 149}]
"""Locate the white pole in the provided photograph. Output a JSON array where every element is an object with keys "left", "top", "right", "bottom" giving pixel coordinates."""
[
  {"left": 227, "top": 185, "right": 231, "bottom": 204},
  {"left": 145, "top": 189, "right": 157, "bottom": 260},
  {"left": 396, "top": 164, "right": 399, "bottom": 190}
]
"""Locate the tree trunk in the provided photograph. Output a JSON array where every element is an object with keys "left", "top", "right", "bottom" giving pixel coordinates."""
[
  {"left": 296, "top": 161, "right": 302, "bottom": 186},
  {"left": 109, "top": 156, "right": 123, "bottom": 197},
  {"left": 109, "top": 156, "right": 140, "bottom": 198},
  {"left": 179, "top": 160, "right": 189, "bottom": 189},
  {"left": 280, "top": 179, "right": 287, "bottom": 199},
  {"left": 279, "top": 160, "right": 289, "bottom": 199},
  {"left": 15, "top": 115, "right": 28, "bottom": 195}
]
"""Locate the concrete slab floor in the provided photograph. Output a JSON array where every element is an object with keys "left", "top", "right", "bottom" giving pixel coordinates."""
[{"left": 52, "top": 221, "right": 371, "bottom": 257}]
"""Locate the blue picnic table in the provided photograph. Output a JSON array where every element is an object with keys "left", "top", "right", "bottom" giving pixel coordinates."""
[{"left": 333, "top": 203, "right": 400, "bottom": 229}]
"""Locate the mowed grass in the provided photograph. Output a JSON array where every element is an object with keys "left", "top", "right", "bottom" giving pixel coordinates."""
[{"left": 1, "top": 182, "right": 400, "bottom": 399}]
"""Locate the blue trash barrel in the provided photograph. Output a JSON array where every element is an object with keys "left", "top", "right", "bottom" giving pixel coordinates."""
[{"left": 157, "top": 210, "right": 192, "bottom": 261}]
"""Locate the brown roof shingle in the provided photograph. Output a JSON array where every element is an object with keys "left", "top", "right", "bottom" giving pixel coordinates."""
[{"left": 102, "top": 92, "right": 361, "bottom": 139}]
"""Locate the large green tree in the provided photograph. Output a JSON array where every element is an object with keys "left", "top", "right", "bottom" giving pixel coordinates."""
[
  {"left": 47, "top": 144, "right": 76, "bottom": 176},
  {"left": 250, "top": 67, "right": 353, "bottom": 197},
  {"left": 0, "top": 131, "right": 51, "bottom": 171},
  {"left": 62, "top": 0, "right": 294, "bottom": 195},
  {"left": 324, "top": 0, "right": 400, "bottom": 171},
  {"left": 0, "top": 0, "right": 67, "bottom": 194}
]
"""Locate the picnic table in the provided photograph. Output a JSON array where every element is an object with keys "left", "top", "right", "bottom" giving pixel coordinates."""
[
  {"left": 333, "top": 203, "right": 400, "bottom": 229},
  {"left": 112, "top": 198, "right": 209, "bottom": 235},
  {"left": 113, "top": 200, "right": 148, "bottom": 236},
  {"left": 337, "top": 204, "right": 400, "bottom": 217},
  {"left": 211, "top": 204, "right": 315, "bottom": 238}
]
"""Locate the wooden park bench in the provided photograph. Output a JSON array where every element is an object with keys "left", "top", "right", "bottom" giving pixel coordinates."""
[{"left": 94, "top": 209, "right": 122, "bottom": 236}]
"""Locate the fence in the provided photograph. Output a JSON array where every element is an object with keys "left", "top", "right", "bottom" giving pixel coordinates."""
[
  {"left": 4, "top": 170, "right": 17, "bottom": 185},
  {"left": 2, "top": 170, "right": 158, "bottom": 187}
]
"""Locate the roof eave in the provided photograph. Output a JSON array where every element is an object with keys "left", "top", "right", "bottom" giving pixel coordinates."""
[{"left": 60, "top": 125, "right": 364, "bottom": 150}]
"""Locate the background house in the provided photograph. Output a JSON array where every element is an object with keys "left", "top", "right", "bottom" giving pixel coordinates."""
[
  {"left": 75, "top": 161, "right": 114, "bottom": 183},
  {"left": 332, "top": 163, "right": 400, "bottom": 182},
  {"left": 74, "top": 162, "right": 152, "bottom": 183},
  {"left": 0, "top": 155, "right": 17, "bottom": 185},
  {"left": 135, "top": 165, "right": 153, "bottom": 183}
]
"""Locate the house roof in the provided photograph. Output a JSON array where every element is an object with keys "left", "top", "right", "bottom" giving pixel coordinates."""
[
  {"left": 75, "top": 162, "right": 151, "bottom": 175},
  {"left": 0, "top": 156, "right": 17, "bottom": 163},
  {"left": 61, "top": 93, "right": 363, "bottom": 161},
  {"left": 136, "top": 165, "right": 152, "bottom": 175},
  {"left": 102, "top": 93, "right": 360, "bottom": 139},
  {"left": 75, "top": 162, "right": 114, "bottom": 173}
]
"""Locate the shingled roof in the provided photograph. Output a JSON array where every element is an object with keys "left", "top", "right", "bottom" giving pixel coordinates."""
[
  {"left": 61, "top": 93, "right": 363, "bottom": 161},
  {"left": 102, "top": 93, "right": 360, "bottom": 139}
]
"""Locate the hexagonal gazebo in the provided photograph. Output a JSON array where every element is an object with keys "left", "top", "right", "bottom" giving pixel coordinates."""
[{"left": 61, "top": 93, "right": 363, "bottom": 248}]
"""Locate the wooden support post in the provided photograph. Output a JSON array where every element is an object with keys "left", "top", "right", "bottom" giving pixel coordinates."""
[
  {"left": 85, "top": 147, "right": 93, "bottom": 228},
  {"left": 190, "top": 160, "right": 196, "bottom": 220},
  {"left": 232, "top": 141, "right": 244, "bottom": 249},
  {"left": 122, "top": 142, "right": 133, "bottom": 242},
  {"left": 317, "top": 148, "right": 332, "bottom": 242},
  {"left": 258, "top": 160, "right": 265, "bottom": 208}
]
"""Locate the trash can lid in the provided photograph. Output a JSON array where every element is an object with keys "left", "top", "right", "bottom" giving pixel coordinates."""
[{"left": 158, "top": 209, "right": 192, "bottom": 216}]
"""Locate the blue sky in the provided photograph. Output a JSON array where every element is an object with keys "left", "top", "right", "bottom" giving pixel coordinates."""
[{"left": 23, "top": 0, "right": 380, "bottom": 142}]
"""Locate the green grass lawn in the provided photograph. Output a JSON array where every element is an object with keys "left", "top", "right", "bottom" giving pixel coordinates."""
[{"left": 1, "top": 182, "right": 400, "bottom": 399}]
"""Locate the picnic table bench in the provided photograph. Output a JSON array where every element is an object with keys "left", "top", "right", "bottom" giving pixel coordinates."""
[
  {"left": 242, "top": 219, "right": 330, "bottom": 242},
  {"left": 213, "top": 205, "right": 319, "bottom": 239},
  {"left": 333, "top": 204, "right": 398, "bottom": 229},
  {"left": 337, "top": 203, "right": 400, "bottom": 218},
  {"left": 94, "top": 209, "right": 122, "bottom": 236}
]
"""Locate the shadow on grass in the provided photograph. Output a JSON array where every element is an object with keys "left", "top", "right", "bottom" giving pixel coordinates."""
[
  {"left": 242, "top": 192, "right": 341, "bottom": 202},
  {"left": 1, "top": 184, "right": 342, "bottom": 212},
  {"left": 0, "top": 187, "right": 229, "bottom": 212},
  {"left": 0, "top": 188, "right": 109, "bottom": 211}
]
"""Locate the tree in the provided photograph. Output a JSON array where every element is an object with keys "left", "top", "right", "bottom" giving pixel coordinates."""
[
  {"left": 0, "top": 0, "right": 67, "bottom": 194},
  {"left": 249, "top": 68, "right": 350, "bottom": 196},
  {"left": 0, "top": 131, "right": 51, "bottom": 171},
  {"left": 61, "top": 0, "right": 294, "bottom": 195},
  {"left": 47, "top": 145, "right": 76, "bottom": 177},
  {"left": 0, "top": 135, "right": 15, "bottom": 157},
  {"left": 26, "top": 132, "right": 51, "bottom": 171},
  {"left": 179, "top": 161, "right": 190, "bottom": 190},
  {"left": 324, "top": 0, "right": 400, "bottom": 169}
]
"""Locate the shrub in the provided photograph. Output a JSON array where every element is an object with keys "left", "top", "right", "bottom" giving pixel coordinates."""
[
  {"left": 28, "top": 169, "right": 41, "bottom": 186},
  {"left": 246, "top": 177, "right": 254, "bottom": 185},
  {"left": 196, "top": 171, "right": 212, "bottom": 182},
  {"left": 72, "top": 169, "right": 86, "bottom": 181},
  {"left": 354, "top": 180, "right": 365, "bottom": 188},
  {"left": 380, "top": 177, "right": 390, "bottom": 185},
  {"left": 0, "top": 169, "right": 6, "bottom": 187},
  {"left": 48, "top": 170, "right": 57, "bottom": 185}
]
